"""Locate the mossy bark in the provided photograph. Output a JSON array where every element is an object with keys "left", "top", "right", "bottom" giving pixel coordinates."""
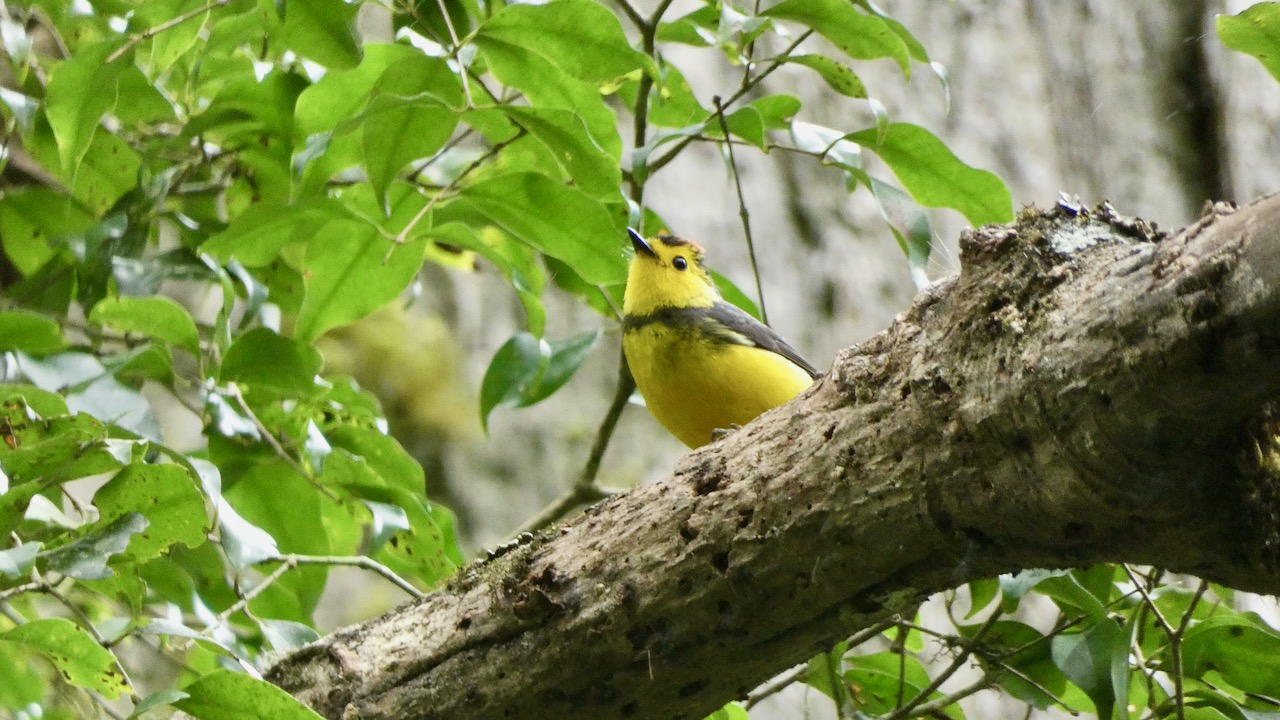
[{"left": 266, "top": 197, "right": 1280, "bottom": 720}]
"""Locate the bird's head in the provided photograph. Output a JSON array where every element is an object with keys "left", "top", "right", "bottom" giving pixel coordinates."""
[{"left": 623, "top": 229, "right": 720, "bottom": 315}]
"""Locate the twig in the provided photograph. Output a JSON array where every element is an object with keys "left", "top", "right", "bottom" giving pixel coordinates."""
[
  {"left": 280, "top": 553, "right": 423, "bottom": 599},
  {"left": 0, "top": 580, "right": 41, "bottom": 603},
  {"left": 216, "top": 558, "right": 295, "bottom": 628},
  {"left": 390, "top": 131, "right": 525, "bottom": 252},
  {"left": 226, "top": 384, "right": 339, "bottom": 502},
  {"left": 106, "top": 0, "right": 230, "bottom": 63},
  {"left": 515, "top": 359, "right": 635, "bottom": 535},
  {"left": 881, "top": 609, "right": 1002, "bottom": 720},
  {"left": 745, "top": 618, "right": 897, "bottom": 709},
  {"left": 646, "top": 30, "right": 813, "bottom": 178},
  {"left": 433, "top": 0, "right": 473, "bottom": 106},
  {"left": 713, "top": 95, "right": 768, "bottom": 324},
  {"left": 892, "top": 674, "right": 1000, "bottom": 720}
]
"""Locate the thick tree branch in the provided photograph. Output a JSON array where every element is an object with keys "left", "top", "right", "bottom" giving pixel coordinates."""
[{"left": 267, "top": 197, "right": 1280, "bottom": 719}]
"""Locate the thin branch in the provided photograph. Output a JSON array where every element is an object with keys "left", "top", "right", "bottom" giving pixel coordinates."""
[
  {"left": 279, "top": 553, "right": 424, "bottom": 600},
  {"left": 433, "top": 0, "right": 473, "bottom": 106},
  {"left": 610, "top": 0, "right": 645, "bottom": 33},
  {"left": 1123, "top": 564, "right": 1176, "bottom": 634},
  {"left": 880, "top": 609, "right": 1002, "bottom": 720},
  {"left": 390, "top": 131, "right": 525, "bottom": 251},
  {"left": 0, "top": 580, "right": 41, "bottom": 603},
  {"left": 106, "top": 0, "right": 230, "bottom": 63},
  {"left": 713, "top": 95, "right": 768, "bottom": 323},
  {"left": 216, "top": 558, "right": 295, "bottom": 629},
  {"left": 893, "top": 673, "right": 1000, "bottom": 720},
  {"left": 227, "top": 384, "right": 339, "bottom": 502},
  {"left": 646, "top": 30, "right": 813, "bottom": 177},
  {"left": 1169, "top": 580, "right": 1210, "bottom": 720},
  {"left": 745, "top": 618, "right": 897, "bottom": 709},
  {"left": 515, "top": 358, "right": 635, "bottom": 535}
]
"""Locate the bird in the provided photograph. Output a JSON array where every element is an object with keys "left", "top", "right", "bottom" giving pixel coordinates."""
[{"left": 621, "top": 229, "right": 821, "bottom": 448}]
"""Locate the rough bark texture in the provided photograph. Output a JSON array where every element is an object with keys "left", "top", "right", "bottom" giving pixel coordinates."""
[{"left": 268, "top": 197, "right": 1280, "bottom": 719}]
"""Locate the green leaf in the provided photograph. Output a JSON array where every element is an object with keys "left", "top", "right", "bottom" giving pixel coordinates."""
[
  {"left": 1217, "top": 3, "right": 1280, "bottom": 83},
  {"left": 0, "top": 311, "right": 66, "bottom": 355},
  {"left": 321, "top": 450, "right": 458, "bottom": 585},
  {"left": 1050, "top": 620, "right": 1128, "bottom": 720},
  {"left": 966, "top": 577, "right": 1000, "bottom": 618},
  {"left": 44, "top": 41, "right": 127, "bottom": 178},
  {"left": 475, "top": 0, "right": 649, "bottom": 84},
  {"left": 848, "top": 122, "right": 1013, "bottom": 226},
  {"left": 0, "top": 188, "right": 95, "bottom": 275},
  {"left": 1181, "top": 612, "right": 1280, "bottom": 695},
  {"left": 278, "top": 0, "right": 362, "bottom": 69},
  {"left": 474, "top": 0, "right": 636, "bottom": 159},
  {"left": 869, "top": 176, "right": 932, "bottom": 284},
  {"left": 703, "top": 703, "right": 750, "bottom": 720},
  {"left": 294, "top": 221, "right": 428, "bottom": 343},
  {"left": 422, "top": 223, "right": 547, "bottom": 335},
  {"left": 0, "top": 411, "right": 120, "bottom": 533},
  {"left": 0, "top": 541, "right": 41, "bottom": 578},
  {"left": 711, "top": 271, "right": 761, "bottom": 321},
  {"left": 40, "top": 512, "right": 148, "bottom": 580},
  {"left": 362, "top": 57, "right": 463, "bottom": 207},
  {"left": 89, "top": 296, "right": 202, "bottom": 357},
  {"left": 0, "top": 383, "right": 69, "bottom": 418},
  {"left": 200, "top": 200, "right": 353, "bottom": 267},
  {"left": 786, "top": 55, "right": 867, "bottom": 98},
  {"left": 844, "top": 651, "right": 938, "bottom": 715},
  {"left": 220, "top": 327, "right": 323, "bottom": 394},
  {"left": 438, "top": 172, "right": 627, "bottom": 285},
  {"left": 761, "top": 0, "right": 909, "bottom": 72},
  {"left": 69, "top": 126, "right": 143, "bottom": 215},
  {"left": 92, "top": 464, "right": 207, "bottom": 562},
  {"left": 488, "top": 106, "right": 622, "bottom": 201},
  {"left": 295, "top": 44, "right": 420, "bottom": 138},
  {"left": 0, "top": 618, "right": 130, "bottom": 699},
  {"left": 174, "top": 669, "right": 324, "bottom": 719},
  {"left": 479, "top": 329, "right": 601, "bottom": 429},
  {"left": 138, "top": 0, "right": 208, "bottom": 77}
]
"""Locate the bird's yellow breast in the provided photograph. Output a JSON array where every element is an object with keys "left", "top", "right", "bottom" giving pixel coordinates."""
[{"left": 623, "top": 323, "right": 814, "bottom": 448}]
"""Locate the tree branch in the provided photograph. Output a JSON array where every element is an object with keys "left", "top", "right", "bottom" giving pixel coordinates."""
[{"left": 266, "top": 197, "right": 1280, "bottom": 719}]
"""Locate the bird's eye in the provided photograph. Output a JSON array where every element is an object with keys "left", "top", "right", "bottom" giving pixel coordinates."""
[{"left": 673, "top": 256, "right": 688, "bottom": 271}]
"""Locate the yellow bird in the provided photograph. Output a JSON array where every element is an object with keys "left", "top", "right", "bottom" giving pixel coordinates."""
[{"left": 621, "top": 229, "right": 820, "bottom": 448}]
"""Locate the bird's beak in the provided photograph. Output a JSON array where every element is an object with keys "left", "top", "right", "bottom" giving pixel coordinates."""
[{"left": 628, "top": 228, "right": 655, "bottom": 257}]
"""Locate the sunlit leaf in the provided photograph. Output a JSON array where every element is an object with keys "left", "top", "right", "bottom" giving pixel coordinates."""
[
  {"left": 173, "top": 669, "right": 324, "bottom": 719},
  {"left": 89, "top": 296, "right": 202, "bottom": 357},
  {"left": 848, "top": 122, "right": 1013, "bottom": 225},
  {"left": 0, "top": 618, "right": 130, "bottom": 699},
  {"left": 1218, "top": 3, "right": 1280, "bottom": 83}
]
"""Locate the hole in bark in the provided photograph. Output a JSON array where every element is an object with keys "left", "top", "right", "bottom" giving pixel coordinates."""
[
  {"left": 1011, "top": 434, "right": 1031, "bottom": 452},
  {"left": 823, "top": 424, "right": 837, "bottom": 440},
  {"left": 679, "top": 523, "right": 698, "bottom": 541},
  {"left": 1098, "top": 391, "right": 1112, "bottom": 409},
  {"left": 711, "top": 551, "right": 730, "bottom": 574},
  {"left": 694, "top": 474, "right": 721, "bottom": 495},
  {"left": 1062, "top": 521, "right": 1089, "bottom": 541},
  {"left": 457, "top": 616, "right": 472, "bottom": 630},
  {"left": 718, "top": 599, "right": 734, "bottom": 623},
  {"left": 931, "top": 374, "right": 952, "bottom": 395},
  {"left": 736, "top": 508, "right": 754, "bottom": 528},
  {"left": 900, "top": 383, "right": 912, "bottom": 400},
  {"left": 679, "top": 679, "right": 708, "bottom": 698}
]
